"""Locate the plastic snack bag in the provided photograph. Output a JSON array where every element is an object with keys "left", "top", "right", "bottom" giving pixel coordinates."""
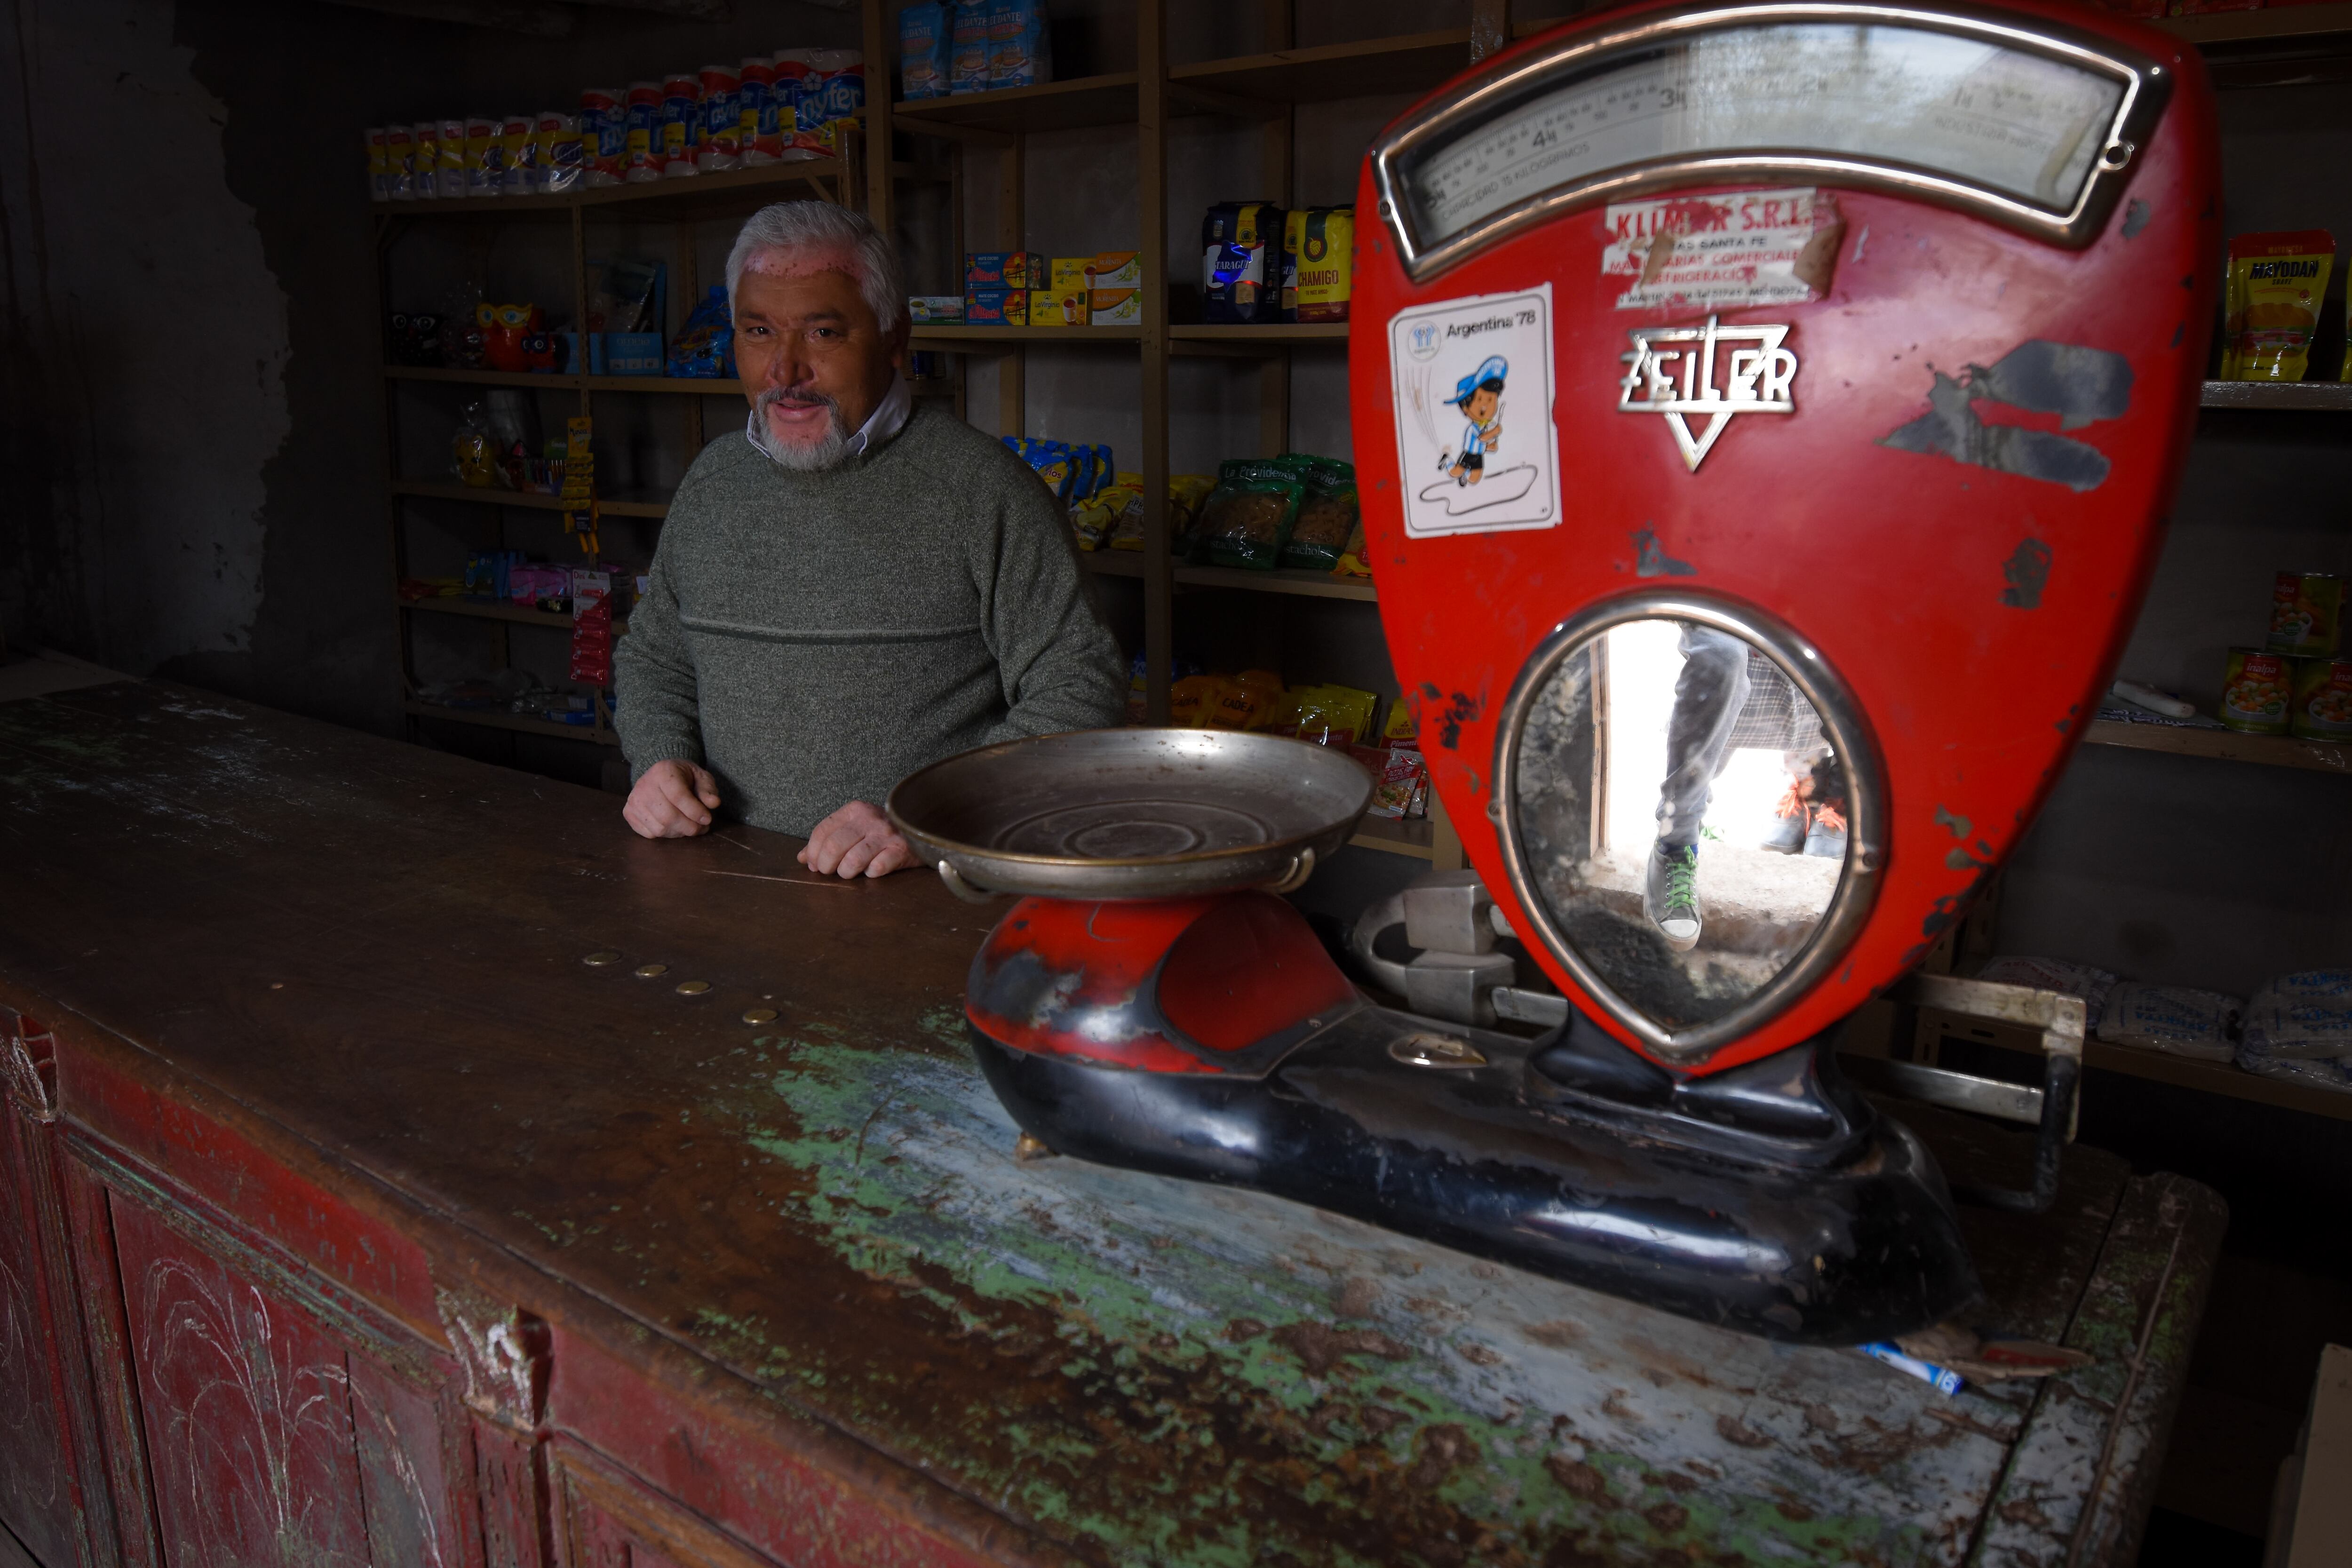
[
  {"left": 1280, "top": 457, "right": 1359, "bottom": 571},
  {"left": 2240, "top": 970, "right": 2352, "bottom": 1062},
  {"left": 453, "top": 403, "right": 498, "bottom": 488},
  {"left": 2095, "top": 983, "right": 2242, "bottom": 1062},
  {"left": 2222, "top": 231, "right": 2334, "bottom": 382},
  {"left": 1972, "top": 956, "right": 2119, "bottom": 1032},
  {"left": 1198, "top": 459, "right": 1307, "bottom": 570},
  {"left": 665, "top": 286, "right": 735, "bottom": 378}
]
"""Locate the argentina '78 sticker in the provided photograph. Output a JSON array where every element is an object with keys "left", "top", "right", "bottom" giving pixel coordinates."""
[{"left": 1389, "top": 284, "right": 1559, "bottom": 538}]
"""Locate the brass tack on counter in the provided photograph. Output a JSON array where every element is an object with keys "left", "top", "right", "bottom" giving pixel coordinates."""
[
  {"left": 583, "top": 951, "right": 622, "bottom": 966},
  {"left": 741, "top": 1007, "right": 779, "bottom": 1024},
  {"left": 675, "top": 979, "right": 712, "bottom": 996},
  {"left": 634, "top": 963, "right": 669, "bottom": 978}
]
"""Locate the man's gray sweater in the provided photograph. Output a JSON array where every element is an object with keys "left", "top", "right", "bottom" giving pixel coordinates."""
[{"left": 613, "top": 404, "right": 1126, "bottom": 836}]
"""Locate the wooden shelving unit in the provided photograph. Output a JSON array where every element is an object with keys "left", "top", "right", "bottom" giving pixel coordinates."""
[
  {"left": 865, "top": 0, "right": 1497, "bottom": 865},
  {"left": 375, "top": 146, "right": 883, "bottom": 765},
  {"left": 2199, "top": 379, "right": 2352, "bottom": 411},
  {"left": 2082, "top": 718, "right": 2352, "bottom": 773}
]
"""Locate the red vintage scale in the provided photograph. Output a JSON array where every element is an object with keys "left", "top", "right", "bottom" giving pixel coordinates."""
[{"left": 890, "top": 0, "right": 2217, "bottom": 1345}]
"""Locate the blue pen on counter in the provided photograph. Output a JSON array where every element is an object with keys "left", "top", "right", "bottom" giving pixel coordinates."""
[{"left": 1859, "top": 1342, "right": 1965, "bottom": 1396}]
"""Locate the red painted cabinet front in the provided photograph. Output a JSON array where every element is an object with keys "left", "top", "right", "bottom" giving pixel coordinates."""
[{"left": 0, "top": 1004, "right": 947, "bottom": 1568}]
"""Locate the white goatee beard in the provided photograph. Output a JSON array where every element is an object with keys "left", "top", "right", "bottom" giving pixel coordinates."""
[{"left": 748, "top": 387, "right": 851, "bottom": 471}]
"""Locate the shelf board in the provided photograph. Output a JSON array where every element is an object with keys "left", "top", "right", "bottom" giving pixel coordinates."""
[
  {"left": 2081, "top": 718, "right": 2350, "bottom": 773},
  {"left": 1170, "top": 30, "right": 1475, "bottom": 104},
  {"left": 389, "top": 480, "right": 670, "bottom": 519},
  {"left": 2199, "top": 380, "right": 2352, "bottom": 411},
  {"left": 399, "top": 597, "right": 593, "bottom": 630},
  {"left": 384, "top": 367, "right": 753, "bottom": 396},
  {"left": 376, "top": 157, "right": 850, "bottom": 220},
  {"left": 2084, "top": 1040, "right": 2352, "bottom": 1124},
  {"left": 1176, "top": 563, "right": 1378, "bottom": 602},
  {"left": 1168, "top": 323, "right": 1350, "bottom": 357},
  {"left": 912, "top": 325, "right": 1142, "bottom": 348},
  {"left": 1349, "top": 813, "right": 1435, "bottom": 860},
  {"left": 386, "top": 366, "right": 581, "bottom": 390},
  {"left": 403, "top": 700, "right": 618, "bottom": 746},
  {"left": 1081, "top": 553, "right": 1377, "bottom": 602},
  {"left": 892, "top": 74, "right": 1140, "bottom": 136},
  {"left": 2155, "top": 2, "right": 2352, "bottom": 45}
]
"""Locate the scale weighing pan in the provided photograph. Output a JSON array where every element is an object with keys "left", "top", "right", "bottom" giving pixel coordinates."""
[{"left": 886, "top": 729, "right": 1375, "bottom": 901}]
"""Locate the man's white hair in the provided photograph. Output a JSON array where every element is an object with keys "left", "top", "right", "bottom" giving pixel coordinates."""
[{"left": 725, "top": 201, "right": 904, "bottom": 333}]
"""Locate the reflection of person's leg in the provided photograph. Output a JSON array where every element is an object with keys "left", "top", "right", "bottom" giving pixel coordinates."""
[
  {"left": 1657, "top": 628, "right": 1750, "bottom": 848},
  {"left": 1645, "top": 627, "right": 1749, "bottom": 951}
]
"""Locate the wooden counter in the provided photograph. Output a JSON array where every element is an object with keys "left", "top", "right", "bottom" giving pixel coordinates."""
[{"left": 0, "top": 678, "right": 2223, "bottom": 1568}]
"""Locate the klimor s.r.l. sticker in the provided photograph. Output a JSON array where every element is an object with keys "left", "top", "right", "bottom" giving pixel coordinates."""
[{"left": 1389, "top": 284, "right": 1560, "bottom": 538}]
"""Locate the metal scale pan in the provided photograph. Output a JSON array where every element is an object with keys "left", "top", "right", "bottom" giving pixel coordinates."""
[{"left": 886, "top": 729, "right": 1375, "bottom": 902}]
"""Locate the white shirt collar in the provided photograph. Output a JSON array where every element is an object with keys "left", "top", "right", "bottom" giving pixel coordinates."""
[{"left": 745, "top": 372, "right": 914, "bottom": 466}]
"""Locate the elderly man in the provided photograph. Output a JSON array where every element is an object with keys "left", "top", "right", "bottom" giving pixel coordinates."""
[{"left": 616, "top": 201, "right": 1126, "bottom": 875}]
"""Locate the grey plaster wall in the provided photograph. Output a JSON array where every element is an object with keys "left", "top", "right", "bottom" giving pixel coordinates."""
[{"left": 1, "top": 0, "right": 859, "bottom": 738}]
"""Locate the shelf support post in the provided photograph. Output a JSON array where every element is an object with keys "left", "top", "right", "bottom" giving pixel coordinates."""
[{"left": 1141, "top": 0, "right": 1172, "bottom": 723}]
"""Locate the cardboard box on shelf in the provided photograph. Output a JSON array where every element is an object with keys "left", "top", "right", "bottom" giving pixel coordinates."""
[
  {"left": 1088, "top": 251, "right": 1142, "bottom": 288},
  {"left": 964, "top": 289, "right": 1030, "bottom": 326},
  {"left": 1049, "top": 256, "right": 1094, "bottom": 291},
  {"left": 965, "top": 251, "right": 1043, "bottom": 290},
  {"left": 1089, "top": 288, "right": 1140, "bottom": 326},
  {"left": 1031, "top": 287, "right": 1089, "bottom": 326}
]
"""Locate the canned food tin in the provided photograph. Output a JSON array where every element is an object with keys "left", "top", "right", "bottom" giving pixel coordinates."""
[
  {"left": 2291, "top": 656, "right": 2352, "bottom": 740},
  {"left": 2222, "top": 646, "right": 2293, "bottom": 734},
  {"left": 2267, "top": 570, "right": 2343, "bottom": 655}
]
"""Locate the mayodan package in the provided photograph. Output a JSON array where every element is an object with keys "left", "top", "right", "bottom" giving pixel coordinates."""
[{"left": 2222, "top": 231, "right": 2335, "bottom": 382}]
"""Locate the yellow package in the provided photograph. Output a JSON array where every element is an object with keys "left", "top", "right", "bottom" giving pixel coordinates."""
[
  {"left": 1073, "top": 480, "right": 1139, "bottom": 551},
  {"left": 1049, "top": 256, "right": 1094, "bottom": 291},
  {"left": 1286, "top": 684, "right": 1377, "bottom": 746},
  {"left": 1030, "top": 287, "right": 1089, "bottom": 326},
  {"left": 1382, "top": 697, "right": 1418, "bottom": 748},
  {"left": 1286, "top": 206, "right": 1355, "bottom": 323},
  {"left": 1334, "top": 518, "right": 1373, "bottom": 579},
  {"left": 1106, "top": 474, "right": 1214, "bottom": 550},
  {"left": 2223, "top": 231, "right": 2334, "bottom": 382},
  {"left": 1169, "top": 674, "right": 1228, "bottom": 728},
  {"left": 1204, "top": 680, "right": 1265, "bottom": 729}
]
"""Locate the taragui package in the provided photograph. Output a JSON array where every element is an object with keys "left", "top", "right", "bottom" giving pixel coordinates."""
[
  {"left": 2222, "top": 231, "right": 2334, "bottom": 382},
  {"left": 898, "top": 2, "right": 952, "bottom": 100},
  {"left": 1198, "top": 458, "right": 1307, "bottom": 570},
  {"left": 1202, "top": 202, "right": 1286, "bottom": 325},
  {"left": 949, "top": 1, "right": 992, "bottom": 94},
  {"left": 2240, "top": 970, "right": 2352, "bottom": 1062},
  {"left": 988, "top": 0, "right": 1053, "bottom": 88}
]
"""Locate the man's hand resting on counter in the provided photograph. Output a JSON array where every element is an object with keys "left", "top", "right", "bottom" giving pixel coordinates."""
[
  {"left": 799, "top": 800, "right": 916, "bottom": 879},
  {"left": 623, "top": 760, "right": 723, "bottom": 839}
]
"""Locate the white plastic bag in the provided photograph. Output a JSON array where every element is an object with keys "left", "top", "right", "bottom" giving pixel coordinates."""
[
  {"left": 2096, "top": 983, "right": 2242, "bottom": 1062},
  {"left": 1973, "top": 956, "right": 2119, "bottom": 1032},
  {"left": 2239, "top": 971, "right": 2352, "bottom": 1063}
]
